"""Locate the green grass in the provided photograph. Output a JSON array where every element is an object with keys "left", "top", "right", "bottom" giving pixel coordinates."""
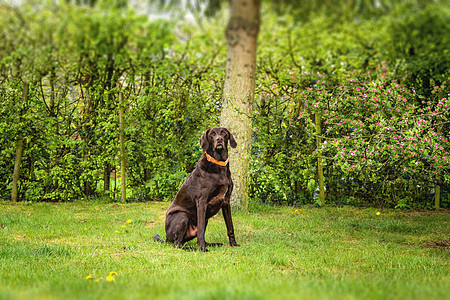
[{"left": 0, "top": 201, "right": 449, "bottom": 300}]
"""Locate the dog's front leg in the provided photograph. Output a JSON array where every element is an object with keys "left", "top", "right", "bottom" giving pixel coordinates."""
[
  {"left": 222, "top": 204, "right": 239, "bottom": 247},
  {"left": 196, "top": 197, "right": 208, "bottom": 252}
]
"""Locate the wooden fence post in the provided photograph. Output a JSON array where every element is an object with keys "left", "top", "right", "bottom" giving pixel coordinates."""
[
  {"left": 11, "top": 82, "right": 28, "bottom": 202},
  {"left": 315, "top": 112, "right": 325, "bottom": 206},
  {"left": 435, "top": 88, "right": 443, "bottom": 210},
  {"left": 119, "top": 91, "right": 126, "bottom": 203},
  {"left": 435, "top": 185, "right": 440, "bottom": 210}
]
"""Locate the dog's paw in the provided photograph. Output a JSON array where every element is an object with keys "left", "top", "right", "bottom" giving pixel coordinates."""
[
  {"left": 153, "top": 234, "right": 165, "bottom": 243},
  {"left": 229, "top": 240, "right": 239, "bottom": 247},
  {"left": 198, "top": 244, "right": 209, "bottom": 252}
]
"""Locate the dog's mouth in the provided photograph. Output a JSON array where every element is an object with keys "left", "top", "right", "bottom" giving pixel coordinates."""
[{"left": 215, "top": 142, "right": 224, "bottom": 150}]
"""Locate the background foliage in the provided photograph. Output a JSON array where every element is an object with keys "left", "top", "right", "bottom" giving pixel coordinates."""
[{"left": 0, "top": 0, "right": 448, "bottom": 208}]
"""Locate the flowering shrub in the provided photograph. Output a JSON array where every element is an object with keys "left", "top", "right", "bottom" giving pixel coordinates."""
[
  {"left": 304, "top": 70, "right": 449, "bottom": 207},
  {"left": 251, "top": 65, "right": 449, "bottom": 208}
]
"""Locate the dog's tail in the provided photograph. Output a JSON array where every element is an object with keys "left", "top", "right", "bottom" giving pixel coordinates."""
[{"left": 153, "top": 234, "right": 165, "bottom": 243}]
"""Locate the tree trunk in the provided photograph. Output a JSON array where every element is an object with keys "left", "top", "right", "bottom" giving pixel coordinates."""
[
  {"left": 220, "top": 0, "right": 260, "bottom": 210},
  {"left": 11, "top": 82, "right": 29, "bottom": 202}
]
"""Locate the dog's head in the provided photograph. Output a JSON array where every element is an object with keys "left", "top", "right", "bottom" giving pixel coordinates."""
[{"left": 200, "top": 127, "right": 237, "bottom": 152}]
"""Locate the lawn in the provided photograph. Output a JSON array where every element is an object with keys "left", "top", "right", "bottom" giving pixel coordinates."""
[{"left": 0, "top": 200, "right": 448, "bottom": 300}]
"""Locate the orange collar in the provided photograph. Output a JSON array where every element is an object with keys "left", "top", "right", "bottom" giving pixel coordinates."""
[{"left": 205, "top": 153, "right": 229, "bottom": 167}]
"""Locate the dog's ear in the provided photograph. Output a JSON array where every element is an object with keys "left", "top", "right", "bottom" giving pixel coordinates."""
[
  {"left": 199, "top": 129, "right": 210, "bottom": 151},
  {"left": 225, "top": 129, "right": 237, "bottom": 148}
]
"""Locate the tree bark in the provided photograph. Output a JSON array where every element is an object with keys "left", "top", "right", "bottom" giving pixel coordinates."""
[
  {"left": 11, "top": 82, "right": 29, "bottom": 202},
  {"left": 221, "top": 0, "right": 260, "bottom": 210}
]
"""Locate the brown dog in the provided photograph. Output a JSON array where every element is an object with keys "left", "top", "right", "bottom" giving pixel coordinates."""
[{"left": 154, "top": 127, "right": 239, "bottom": 251}]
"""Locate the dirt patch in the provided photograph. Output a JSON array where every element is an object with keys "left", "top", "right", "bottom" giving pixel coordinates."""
[
  {"left": 400, "top": 209, "right": 449, "bottom": 217},
  {"left": 420, "top": 240, "right": 450, "bottom": 250}
]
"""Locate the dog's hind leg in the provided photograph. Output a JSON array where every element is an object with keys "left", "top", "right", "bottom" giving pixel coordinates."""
[{"left": 166, "top": 212, "right": 191, "bottom": 248}]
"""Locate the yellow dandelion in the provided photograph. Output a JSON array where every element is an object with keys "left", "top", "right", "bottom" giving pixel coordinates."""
[
  {"left": 376, "top": 212, "right": 381, "bottom": 216},
  {"left": 95, "top": 279, "right": 100, "bottom": 283},
  {"left": 121, "top": 225, "right": 126, "bottom": 228},
  {"left": 106, "top": 275, "right": 115, "bottom": 282},
  {"left": 126, "top": 219, "right": 132, "bottom": 224},
  {"left": 115, "top": 230, "right": 120, "bottom": 233},
  {"left": 109, "top": 271, "right": 118, "bottom": 276},
  {"left": 85, "top": 274, "right": 93, "bottom": 280}
]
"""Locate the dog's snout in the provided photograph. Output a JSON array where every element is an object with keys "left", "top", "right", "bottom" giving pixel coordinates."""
[{"left": 215, "top": 136, "right": 225, "bottom": 149}]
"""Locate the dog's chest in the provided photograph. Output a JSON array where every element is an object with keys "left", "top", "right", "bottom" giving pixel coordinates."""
[{"left": 206, "top": 184, "right": 230, "bottom": 216}]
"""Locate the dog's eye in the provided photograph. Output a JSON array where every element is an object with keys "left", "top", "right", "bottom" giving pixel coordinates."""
[{"left": 219, "top": 130, "right": 227, "bottom": 138}]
